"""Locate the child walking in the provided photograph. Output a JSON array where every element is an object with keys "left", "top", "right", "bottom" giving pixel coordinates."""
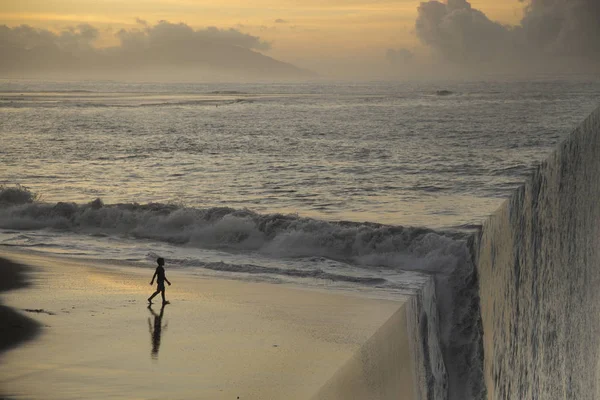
[{"left": 148, "top": 257, "right": 171, "bottom": 304}]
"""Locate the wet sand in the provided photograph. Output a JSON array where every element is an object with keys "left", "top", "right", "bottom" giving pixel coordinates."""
[{"left": 0, "top": 248, "right": 416, "bottom": 400}]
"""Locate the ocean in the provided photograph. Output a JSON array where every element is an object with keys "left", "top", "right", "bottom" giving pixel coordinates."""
[{"left": 1, "top": 76, "right": 600, "bottom": 399}]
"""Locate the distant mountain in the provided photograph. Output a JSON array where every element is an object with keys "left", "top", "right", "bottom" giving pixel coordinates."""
[{"left": 0, "top": 41, "right": 316, "bottom": 81}]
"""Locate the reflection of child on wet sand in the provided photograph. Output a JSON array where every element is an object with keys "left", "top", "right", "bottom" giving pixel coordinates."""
[
  {"left": 148, "top": 303, "right": 168, "bottom": 359},
  {"left": 148, "top": 257, "right": 171, "bottom": 304}
]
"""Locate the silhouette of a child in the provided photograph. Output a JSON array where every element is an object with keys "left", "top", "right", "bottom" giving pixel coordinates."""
[{"left": 148, "top": 257, "right": 171, "bottom": 304}]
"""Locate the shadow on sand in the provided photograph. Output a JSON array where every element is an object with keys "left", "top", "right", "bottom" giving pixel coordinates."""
[
  {"left": 0, "top": 256, "right": 42, "bottom": 397},
  {"left": 0, "top": 257, "right": 41, "bottom": 354}
]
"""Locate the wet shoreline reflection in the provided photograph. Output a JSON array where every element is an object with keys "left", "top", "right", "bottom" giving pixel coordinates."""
[{"left": 148, "top": 303, "right": 168, "bottom": 360}]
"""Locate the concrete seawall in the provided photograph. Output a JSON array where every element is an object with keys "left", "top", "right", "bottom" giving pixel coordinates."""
[{"left": 475, "top": 106, "right": 600, "bottom": 399}]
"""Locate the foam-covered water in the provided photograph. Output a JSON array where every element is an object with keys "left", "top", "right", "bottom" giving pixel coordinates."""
[{"left": 1, "top": 78, "right": 600, "bottom": 399}]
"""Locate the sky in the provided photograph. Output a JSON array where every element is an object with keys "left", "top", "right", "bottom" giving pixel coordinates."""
[{"left": 0, "top": 0, "right": 598, "bottom": 80}]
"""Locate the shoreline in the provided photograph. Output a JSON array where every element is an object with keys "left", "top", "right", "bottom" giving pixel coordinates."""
[{"left": 0, "top": 246, "right": 421, "bottom": 399}]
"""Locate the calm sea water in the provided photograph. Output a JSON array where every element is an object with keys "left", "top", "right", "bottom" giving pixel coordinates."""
[{"left": 2, "top": 78, "right": 599, "bottom": 228}]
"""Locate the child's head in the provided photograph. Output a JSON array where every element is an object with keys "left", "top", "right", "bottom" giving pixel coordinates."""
[{"left": 157, "top": 257, "right": 165, "bottom": 266}]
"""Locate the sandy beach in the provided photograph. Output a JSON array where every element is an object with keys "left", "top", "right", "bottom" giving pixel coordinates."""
[{"left": 0, "top": 248, "right": 416, "bottom": 400}]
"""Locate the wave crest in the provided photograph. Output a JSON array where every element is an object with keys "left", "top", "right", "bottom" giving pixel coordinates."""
[{"left": 0, "top": 198, "right": 469, "bottom": 267}]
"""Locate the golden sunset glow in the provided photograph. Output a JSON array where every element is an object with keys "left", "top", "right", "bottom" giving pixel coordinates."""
[{"left": 1, "top": 0, "right": 524, "bottom": 74}]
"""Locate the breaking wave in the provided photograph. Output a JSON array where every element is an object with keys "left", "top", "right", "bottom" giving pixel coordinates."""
[{"left": 0, "top": 194, "right": 467, "bottom": 268}]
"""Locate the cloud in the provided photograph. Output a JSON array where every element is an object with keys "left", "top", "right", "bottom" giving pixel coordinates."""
[
  {"left": 520, "top": 0, "right": 600, "bottom": 59},
  {"left": 274, "top": 19, "right": 289, "bottom": 24},
  {"left": 0, "top": 23, "right": 99, "bottom": 52},
  {"left": 412, "top": 0, "right": 600, "bottom": 70},
  {"left": 415, "top": 0, "right": 514, "bottom": 64},
  {"left": 0, "top": 21, "right": 313, "bottom": 80},
  {"left": 116, "top": 21, "right": 270, "bottom": 51},
  {"left": 135, "top": 18, "right": 148, "bottom": 27}
]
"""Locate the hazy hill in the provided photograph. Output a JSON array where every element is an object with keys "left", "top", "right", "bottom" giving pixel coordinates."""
[{"left": 0, "top": 23, "right": 316, "bottom": 81}]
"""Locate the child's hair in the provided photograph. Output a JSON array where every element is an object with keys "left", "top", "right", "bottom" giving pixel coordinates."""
[{"left": 157, "top": 257, "right": 165, "bottom": 265}]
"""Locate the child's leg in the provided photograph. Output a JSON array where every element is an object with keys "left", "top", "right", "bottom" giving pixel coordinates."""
[
  {"left": 161, "top": 289, "right": 166, "bottom": 303},
  {"left": 148, "top": 290, "right": 160, "bottom": 302}
]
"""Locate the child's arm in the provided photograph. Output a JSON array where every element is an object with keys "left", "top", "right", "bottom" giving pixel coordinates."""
[
  {"left": 150, "top": 270, "right": 157, "bottom": 285},
  {"left": 165, "top": 275, "right": 171, "bottom": 286}
]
